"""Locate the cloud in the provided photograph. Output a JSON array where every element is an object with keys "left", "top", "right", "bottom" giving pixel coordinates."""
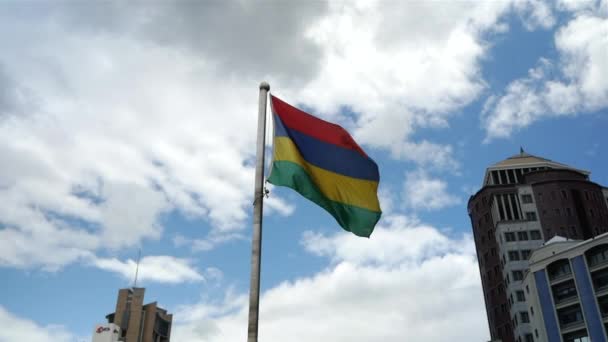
[
  {"left": 170, "top": 215, "right": 487, "bottom": 342},
  {"left": 91, "top": 255, "right": 204, "bottom": 284},
  {"left": 0, "top": 0, "right": 571, "bottom": 272},
  {"left": 173, "top": 233, "right": 246, "bottom": 253},
  {"left": 402, "top": 170, "right": 460, "bottom": 211},
  {"left": 513, "top": 0, "right": 556, "bottom": 30},
  {"left": 0, "top": 306, "right": 76, "bottom": 342},
  {"left": 482, "top": 11, "right": 608, "bottom": 140}
]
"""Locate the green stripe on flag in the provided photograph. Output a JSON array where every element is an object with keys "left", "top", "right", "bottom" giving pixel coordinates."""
[{"left": 268, "top": 160, "right": 381, "bottom": 237}]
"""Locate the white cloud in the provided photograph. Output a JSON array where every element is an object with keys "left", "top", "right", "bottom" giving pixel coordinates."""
[
  {"left": 171, "top": 215, "right": 487, "bottom": 342},
  {"left": 483, "top": 11, "right": 608, "bottom": 140},
  {"left": 91, "top": 255, "right": 204, "bottom": 284},
  {"left": 0, "top": 306, "right": 76, "bottom": 342},
  {"left": 402, "top": 170, "right": 460, "bottom": 211},
  {"left": 173, "top": 233, "right": 246, "bottom": 253},
  {"left": 513, "top": 0, "right": 556, "bottom": 30},
  {"left": 0, "top": 0, "right": 572, "bottom": 271}
]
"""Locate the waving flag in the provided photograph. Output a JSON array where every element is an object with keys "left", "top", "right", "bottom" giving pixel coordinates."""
[{"left": 267, "top": 95, "right": 381, "bottom": 237}]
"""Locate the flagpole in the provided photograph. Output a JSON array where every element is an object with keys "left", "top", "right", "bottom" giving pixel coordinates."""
[{"left": 247, "top": 81, "right": 270, "bottom": 342}]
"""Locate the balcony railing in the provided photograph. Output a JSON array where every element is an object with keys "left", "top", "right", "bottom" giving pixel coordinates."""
[{"left": 550, "top": 272, "right": 573, "bottom": 284}]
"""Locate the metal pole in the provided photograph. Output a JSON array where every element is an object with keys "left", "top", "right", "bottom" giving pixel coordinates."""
[{"left": 247, "top": 81, "right": 270, "bottom": 342}]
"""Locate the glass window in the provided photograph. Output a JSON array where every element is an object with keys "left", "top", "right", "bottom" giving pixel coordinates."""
[
  {"left": 518, "top": 231, "right": 529, "bottom": 241},
  {"left": 530, "top": 230, "right": 542, "bottom": 240},
  {"left": 522, "top": 194, "right": 533, "bottom": 203},
  {"left": 592, "top": 268, "right": 608, "bottom": 291},
  {"left": 553, "top": 280, "right": 578, "bottom": 304},
  {"left": 521, "top": 311, "right": 530, "bottom": 323},
  {"left": 525, "top": 334, "right": 534, "bottom": 342},
  {"left": 516, "top": 290, "right": 525, "bottom": 302},
  {"left": 505, "top": 232, "right": 516, "bottom": 242},
  {"left": 513, "top": 270, "right": 524, "bottom": 281},
  {"left": 548, "top": 260, "right": 571, "bottom": 280},
  {"left": 509, "top": 251, "right": 520, "bottom": 261},
  {"left": 526, "top": 212, "right": 537, "bottom": 221},
  {"left": 558, "top": 304, "right": 583, "bottom": 327},
  {"left": 522, "top": 250, "right": 531, "bottom": 260},
  {"left": 586, "top": 245, "right": 608, "bottom": 268}
]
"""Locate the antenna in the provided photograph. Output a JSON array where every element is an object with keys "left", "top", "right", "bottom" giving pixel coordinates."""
[{"left": 133, "top": 248, "right": 141, "bottom": 288}]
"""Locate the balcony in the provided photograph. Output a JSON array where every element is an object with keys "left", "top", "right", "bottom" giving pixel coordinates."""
[
  {"left": 553, "top": 280, "right": 579, "bottom": 309},
  {"left": 592, "top": 268, "right": 608, "bottom": 292},
  {"left": 587, "top": 244, "right": 608, "bottom": 271},
  {"left": 558, "top": 304, "right": 586, "bottom": 334},
  {"left": 549, "top": 259, "right": 573, "bottom": 285}
]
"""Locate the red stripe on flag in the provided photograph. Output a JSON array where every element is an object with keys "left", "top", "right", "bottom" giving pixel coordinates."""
[{"left": 270, "top": 95, "right": 368, "bottom": 158}]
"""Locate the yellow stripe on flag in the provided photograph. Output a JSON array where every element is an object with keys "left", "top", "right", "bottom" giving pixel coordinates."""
[{"left": 273, "top": 137, "right": 381, "bottom": 212}]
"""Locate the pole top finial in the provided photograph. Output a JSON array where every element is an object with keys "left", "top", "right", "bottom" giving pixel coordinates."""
[{"left": 259, "top": 82, "right": 270, "bottom": 91}]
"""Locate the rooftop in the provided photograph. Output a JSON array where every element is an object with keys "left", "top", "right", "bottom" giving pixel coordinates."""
[{"left": 488, "top": 148, "right": 588, "bottom": 174}]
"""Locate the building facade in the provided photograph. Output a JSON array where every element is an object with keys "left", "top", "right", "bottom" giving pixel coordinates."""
[
  {"left": 104, "top": 287, "right": 172, "bottom": 342},
  {"left": 524, "top": 233, "right": 608, "bottom": 342},
  {"left": 468, "top": 150, "right": 608, "bottom": 342}
]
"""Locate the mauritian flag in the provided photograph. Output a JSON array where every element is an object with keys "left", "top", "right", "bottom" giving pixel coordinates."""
[{"left": 267, "top": 95, "right": 382, "bottom": 237}]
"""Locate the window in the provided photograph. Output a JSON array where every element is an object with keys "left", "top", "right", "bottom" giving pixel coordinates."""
[
  {"left": 526, "top": 212, "right": 537, "bottom": 221},
  {"left": 518, "top": 231, "right": 529, "bottom": 241},
  {"left": 562, "top": 329, "right": 590, "bottom": 342},
  {"left": 505, "top": 232, "right": 516, "bottom": 242},
  {"left": 520, "top": 311, "right": 530, "bottom": 323},
  {"left": 516, "top": 290, "right": 525, "bottom": 302},
  {"left": 522, "top": 250, "right": 531, "bottom": 260},
  {"left": 525, "top": 333, "right": 534, "bottom": 342},
  {"left": 522, "top": 194, "right": 533, "bottom": 203},
  {"left": 561, "top": 190, "right": 568, "bottom": 199},
  {"left": 558, "top": 304, "right": 584, "bottom": 327},
  {"left": 513, "top": 270, "right": 524, "bottom": 281},
  {"left": 553, "top": 280, "right": 577, "bottom": 304},
  {"left": 555, "top": 208, "right": 561, "bottom": 216},
  {"left": 566, "top": 207, "right": 572, "bottom": 216},
  {"left": 548, "top": 260, "right": 571, "bottom": 280},
  {"left": 586, "top": 245, "right": 608, "bottom": 268},
  {"left": 530, "top": 306, "right": 534, "bottom": 316},
  {"left": 597, "top": 295, "right": 608, "bottom": 317},
  {"left": 530, "top": 230, "right": 542, "bottom": 240},
  {"left": 509, "top": 251, "right": 521, "bottom": 261}
]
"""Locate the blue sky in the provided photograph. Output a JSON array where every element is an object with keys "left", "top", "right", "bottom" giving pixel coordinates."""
[{"left": 0, "top": 1, "right": 607, "bottom": 341}]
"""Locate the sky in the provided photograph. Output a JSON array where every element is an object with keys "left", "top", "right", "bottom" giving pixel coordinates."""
[{"left": 0, "top": 1, "right": 607, "bottom": 341}]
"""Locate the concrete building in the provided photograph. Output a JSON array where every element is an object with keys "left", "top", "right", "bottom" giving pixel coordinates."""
[
  {"left": 468, "top": 150, "right": 608, "bottom": 342},
  {"left": 92, "top": 323, "right": 121, "bottom": 342},
  {"left": 524, "top": 233, "right": 608, "bottom": 342},
  {"left": 104, "top": 287, "right": 172, "bottom": 342}
]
